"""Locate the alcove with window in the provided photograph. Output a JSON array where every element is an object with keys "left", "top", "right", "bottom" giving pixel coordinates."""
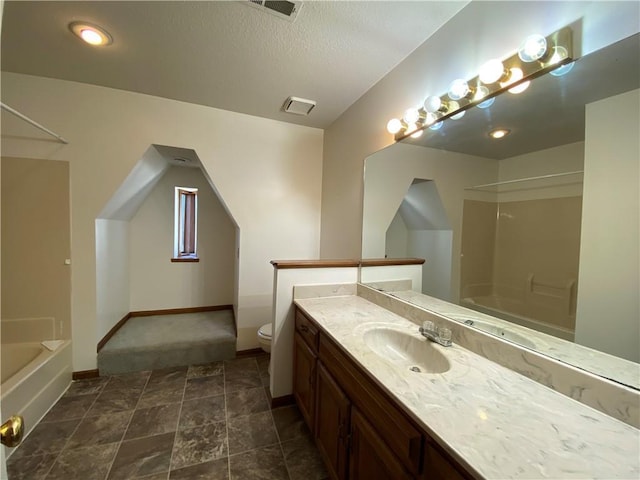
[{"left": 95, "top": 144, "right": 238, "bottom": 372}]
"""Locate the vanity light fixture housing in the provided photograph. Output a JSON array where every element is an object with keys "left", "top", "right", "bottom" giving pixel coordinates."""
[
  {"left": 69, "top": 21, "right": 113, "bottom": 46},
  {"left": 386, "top": 26, "right": 573, "bottom": 140}
]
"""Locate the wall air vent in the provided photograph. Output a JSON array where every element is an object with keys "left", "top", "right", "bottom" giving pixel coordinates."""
[
  {"left": 282, "top": 96, "right": 316, "bottom": 116},
  {"left": 245, "top": 1, "right": 302, "bottom": 22}
]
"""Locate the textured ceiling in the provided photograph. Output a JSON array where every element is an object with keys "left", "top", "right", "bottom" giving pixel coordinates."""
[{"left": 1, "top": 1, "right": 467, "bottom": 128}]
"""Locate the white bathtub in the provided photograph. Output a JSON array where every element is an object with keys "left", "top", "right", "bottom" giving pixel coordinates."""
[
  {"left": 1, "top": 341, "right": 72, "bottom": 459},
  {"left": 461, "top": 295, "right": 574, "bottom": 341}
]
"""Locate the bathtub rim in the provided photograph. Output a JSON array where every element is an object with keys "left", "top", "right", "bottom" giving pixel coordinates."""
[
  {"left": 1, "top": 340, "right": 72, "bottom": 399},
  {"left": 460, "top": 295, "right": 575, "bottom": 341}
]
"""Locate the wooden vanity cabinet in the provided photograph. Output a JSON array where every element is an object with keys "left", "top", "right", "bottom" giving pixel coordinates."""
[
  {"left": 319, "top": 332, "right": 423, "bottom": 477},
  {"left": 293, "top": 310, "right": 319, "bottom": 432},
  {"left": 315, "top": 362, "right": 350, "bottom": 480},
  {"left": 293, "top": 333, "right": 316, "bottom": 431},
  {"left": 421, "top": 442, "right": 467, "bottom": 480},
  {"left": 349, "top": 408, "right": 413, "bottom": 480},
  {"left": 293, "top": 307, "right": 473, "bottom": 480}
]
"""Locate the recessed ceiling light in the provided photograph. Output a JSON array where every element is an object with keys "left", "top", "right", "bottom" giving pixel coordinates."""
[
  {"left": 69, "top": 22, "right": 113, "bottom": 46},
  {"left": 489, "top": 128, "right": 510, "bottom": 139}
]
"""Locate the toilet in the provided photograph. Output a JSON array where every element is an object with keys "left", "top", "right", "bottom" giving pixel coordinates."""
[{"left": 257, "top": 323, "right": 272, "bottom": 353}]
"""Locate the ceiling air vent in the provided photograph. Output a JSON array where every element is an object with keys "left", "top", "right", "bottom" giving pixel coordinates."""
[
  {"left": 282, "top": 96, "right": 316, "bottom": 116},
  {"left": 245, "top": 1, "right": 302, "bottom": 22}
]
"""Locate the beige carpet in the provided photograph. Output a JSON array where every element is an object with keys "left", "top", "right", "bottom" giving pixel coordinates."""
[{"left": 98, "top": 310, "right": 236, "bottom": 375}]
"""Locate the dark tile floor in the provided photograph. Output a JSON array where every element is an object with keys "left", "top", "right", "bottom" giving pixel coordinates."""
[{"left": 7, "top": 354, "right": 328, "bottom": 480}]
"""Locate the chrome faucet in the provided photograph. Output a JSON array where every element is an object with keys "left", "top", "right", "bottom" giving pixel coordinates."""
[{"left": 419, "top": 321, "right": 452, "bottom": 347}]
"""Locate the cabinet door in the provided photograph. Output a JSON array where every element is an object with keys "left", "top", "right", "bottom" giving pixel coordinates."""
[
  {"left": 349, "top": 408, "right": 413, "bottom": 480},
  {"left": 319, "top": 334, "right": 423, "bottom": 475},
  {"left": 293, "top": 333, "right": 316, "bottom": 432},
  {"left": 422, "top": 443, "right": 469, "bottom": 480},
  {"left": 315, "top": 362, "right": 350, "bottom": 480}
]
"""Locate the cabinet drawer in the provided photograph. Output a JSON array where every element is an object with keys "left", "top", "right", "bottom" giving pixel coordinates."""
[
  {"left": 295, "top": 309, "right": 319, "bottom": 352},
  {"left": 319, "top": 333, "right": 423, "bottom": 476}
]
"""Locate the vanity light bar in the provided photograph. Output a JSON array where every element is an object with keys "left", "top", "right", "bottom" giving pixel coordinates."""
[{"left": 388, "top": 26, "right": 573, "bottom": 141}]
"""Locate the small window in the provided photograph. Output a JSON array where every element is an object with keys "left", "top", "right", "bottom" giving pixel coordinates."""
[{"left": 173, "top": 187, "right": 198, "bottom": 261}]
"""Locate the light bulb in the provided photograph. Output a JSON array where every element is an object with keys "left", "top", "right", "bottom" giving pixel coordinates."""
[
  {"left": 403, "top": 107, "right": 420, "bottom": 124},
  {"left": 448, "top": 79, "right": 470, "bottom": 101},
  {"left": 548, "top": 45, "right": 569, "bottom": 64},
  {"left": 479, "top": 59, "right": 505, "bottom": 84},
  {"left": 518, "top": 34, "right": 547, "bottom": 62},
  {"left": 81, "top": 29, "right": 103, "bottom": 45},
  {"left": 550, "top": 61, "right": 574, "bottom": 77},
  {"left": 500, "top": 67, "right": 531, "bottom": 94},
  {"left": 386, "top": 118, "right": 403, "bottom": 135},
  {"left": 472, "top": 85, "right": 494, "bottom": 108},
  {"left": 429, "top": 121, "right": 443, "bottom": 131},
  {"left": 424, "top": 112, "right": 438, "bottom": 126},
  {"left": 423, "top": 95, "right": 444, "bottom": 114},
  {"left": 548, "top": 46, "right": 574, "bottom": 76},
  {"left": 489, "top": 128, "right": 510, "bottom": 139},
  {"left": 508, "top": 80, "right": 530, "bottom": 94},
  {"left": 477, "top": 97, "right": 495, "bottom": 109},
  {"left": 69, "top": 22, "right": 113, "bottom": 46},
  {"left": 447, "top": 101, "right": 464, "bottom": 119},
  {"left": 472, "top": 85, "right": 489, "bottom": 101},
  {"left": 500, "top": 67, "right": 523, "bottom": 88},
  {"left": 405, "top": 123, "right": 423, "bottom": 138}
]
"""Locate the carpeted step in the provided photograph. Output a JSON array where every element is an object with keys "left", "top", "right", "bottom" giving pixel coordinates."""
[{"left": 98, "top": 310, "right": 236, "bottom": 375}]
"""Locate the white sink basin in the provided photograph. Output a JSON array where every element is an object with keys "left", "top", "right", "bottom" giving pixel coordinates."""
[{"left": 363, "top": 326, "right": 450, "bottom": 374}]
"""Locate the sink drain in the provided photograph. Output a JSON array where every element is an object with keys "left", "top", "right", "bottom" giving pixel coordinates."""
[{"left": 409, "top": 366, "right": 421, "bottom": 373}]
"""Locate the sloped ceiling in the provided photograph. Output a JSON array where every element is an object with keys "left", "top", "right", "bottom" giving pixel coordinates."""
[
  {"left": 396, "top": 180, "right": 450, "bottom": 231},
  {"left": 98, "top": 145, "right": 203, "bottom": 220}
]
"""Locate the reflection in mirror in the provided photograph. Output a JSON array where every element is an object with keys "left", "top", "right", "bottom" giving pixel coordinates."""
[
  {"left": 386, "top": 179, "right": 453, "bottom": 301},
  {"left": 460, "top": 170, "right": 582, "bottom": 342},
  {"left": 361, "top": 33, "right": 639, "bottom": 388}
]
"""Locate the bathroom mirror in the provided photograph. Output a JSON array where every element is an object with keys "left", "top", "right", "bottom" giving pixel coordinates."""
[{"left": 361, "top": 33, "right": 639, "bottom": 389}]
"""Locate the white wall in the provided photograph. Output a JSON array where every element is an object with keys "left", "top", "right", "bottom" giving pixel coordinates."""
[
  {"left": 321, "top": 1, "right": 640, "bottom": 259},
  {"left": 385, "top": 225, "right": 453, "bottom": 299},
  {"left": 271, "top": 268, "right": 359, "bottom": 398},
  {"left": 408, "top": 230, "right": 453, "bottom": 301},
  {"left": 359, "top": 264, "right": 423, "bottom": 293},
  {"left": 129, "top": 166, "right": 235, "bottom": 311},
  {"left": 95, "top": 219, "right": 130, "bottom": 342},
  {"left": 497, "top": 142, "right": 585, "bottom": 202},
  {"left": 575, "top": 89, "right": 639, "bottom": 362},
  {"left": 0, "top": 73, "right": 324, "bottom": 371},
  {"left": 362, "top": 142, "right": 497, "bottom": 303},
  {"left": 385, "top": 212, "right": 408, "bottom": 258}
]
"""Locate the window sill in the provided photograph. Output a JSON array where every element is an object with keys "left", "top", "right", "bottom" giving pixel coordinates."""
[{"left": 171, "top": 257, "right": 200, "bottom": 263}]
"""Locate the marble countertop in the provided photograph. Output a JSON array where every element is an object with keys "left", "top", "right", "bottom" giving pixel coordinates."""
[
  {"left": 294, "top": 294, "right": 640, "bottom": 480},
  {"left": 388, "top": 289, "right": 640, "bottom": 390}
]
